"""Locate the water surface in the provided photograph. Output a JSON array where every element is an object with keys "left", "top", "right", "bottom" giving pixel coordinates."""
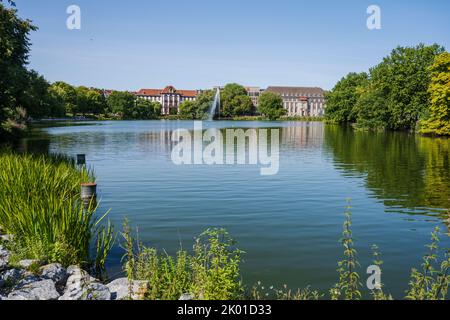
[{"left": 19, "top": 120, "right": 450, "bottom": 298}]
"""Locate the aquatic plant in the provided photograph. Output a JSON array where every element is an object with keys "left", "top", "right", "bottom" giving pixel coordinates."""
[
  {"left": 0, "top": 151, "right": 113, "bottom": 271},
  {"left": 121, "top": 222, "right": 244, "bottom": 300}
]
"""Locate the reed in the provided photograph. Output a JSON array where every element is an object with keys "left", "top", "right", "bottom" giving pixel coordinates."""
[{"left": 0, "top": 151, "right": 113, "bottom": 270}]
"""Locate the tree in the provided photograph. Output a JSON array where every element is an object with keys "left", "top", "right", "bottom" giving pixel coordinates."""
[
  {"left": 107, "top": 91, "right": 135, "bottom": 116},
  {"left": 258, "top": 91, "right": 286, "bottom": 120},
  {"left": 325, "top": 72, "right": 369, "bottom": 123},
  {"left": 220, "top": 83, "right": 253, "bottom": 117},
  {"left": 358, "top": 44, "right": 444, "bottom": 130},
  {"left": 0, "top": 2, "right": 37, "bottom": 135},
  {"left": 123, "top": 99, "right": 161, "bottom": 119},
  {"left": 179, "top": 90, "right": 214, "bottom": 119},
  {"left": 420, "top": 52, "right": 450, "bottom": 136},
  {"left": 49, "top": 82, "right": 77, "bottom": 115},
  {"left": 20, "top": 70, "right": 62, "bottom": 118}
]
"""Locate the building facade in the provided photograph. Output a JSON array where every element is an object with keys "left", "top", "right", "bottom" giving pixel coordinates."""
[
  {"left": 265, "top": 86, "right": 326, "bottom": 117},
  {"left": 136, "top": 86, "right": 198, "bottom": 115}
]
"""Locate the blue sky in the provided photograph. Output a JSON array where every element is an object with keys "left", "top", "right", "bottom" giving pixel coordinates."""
[{"left": 14, "top": 0, "right": 450, "bottom": 91}]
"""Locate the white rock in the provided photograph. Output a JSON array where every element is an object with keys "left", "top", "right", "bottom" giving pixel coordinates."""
[
  {"left": 179, "top": 293, "right": 194, "bottom": 300},
  {"left": 106, "top": 278, "right": 147, "bottom": 300},
  {"left": 40, "top": 263, "right": 67, "bottom": 288},
  {"left": 8, "top": 279, "right": 60, "bottom": 300},
  {"left": 0, "top": 268, "right": 25, "bottom": 287},
  {"left": 59, "top": 266, "right": 110, "bottom": 300},
  {"left": 18, "top": 259, "right": 40, "bottom": 269},
  {"left": 0, "top": 248, "right": 9, "bottom": 271},
  {"left": 0, "top": 234, "right": 13, "bottom": 242}
]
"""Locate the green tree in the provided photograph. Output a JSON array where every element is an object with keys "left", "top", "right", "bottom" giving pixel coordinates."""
[
  {"left": 358, "top": 44, "right": 444, "bottom": 130},
  {"left": 258, "top": 91, "right": 286, "bottom": 120},
  {"left": 123, "top": 99, "right": 161, "bottom": 119},
  {"left": 179, "top": 90, "right": 214, "bottom": 119},
  {"left": 325, "top": 72, "right": 369, "bottom": 123},
  {"left": 107, "top": 91, "right": 135, "bottom": 116},
  {"left": 420, "top": 52, "right": 450, "bottom": 136},
  {"left": 49, "top": 82, "right": 77, "bottom": 115},
  {"left": 0, "top": 2, "right": 36, "bottom": 135},
  {"left": 220, "top": 83, "right": 253, "bottom": 117}
]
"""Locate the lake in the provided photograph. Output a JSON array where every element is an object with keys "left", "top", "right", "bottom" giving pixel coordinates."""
[{"left": 17, "top": 120, "right": 450, "bottom": 298}]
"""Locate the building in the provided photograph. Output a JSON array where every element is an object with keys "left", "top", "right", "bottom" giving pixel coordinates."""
[
  {"left": 244, "top": 87, "right": 263, "bottom": 107},
  {"left": 214, "top": 86, "right": 263, "bottom": 108},
  {"left": 265, "top": 86, "right": 326, "bottom": 117},
  {"left": 136, "top": 86, "right": 198, "bottom": 115}
]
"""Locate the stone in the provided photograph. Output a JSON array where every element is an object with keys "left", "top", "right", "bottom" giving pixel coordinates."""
[
  {"left": 106, "top": 278, "right": 148, "bottom": 300},
  {"left": 40, "top": 263, "right": 67, "bottom": 288},
  {"left": 0, "top": 234, "right": 13, "bottom": 242},
  {"left": 8, "top": 279, "right": 60, "bottom": 300},
  {"left": 0, "top": 247, "right": 9, "bottom": 272},
  {"left": 179, "top": 293, "right": 194, "bottom": 300},
  {"left": 18, "top": 259, "right": 40, "bottom": 269},
  {"left": 59, "top": 266, "right": 111, "bottom": 300},
  {"left": 0, "top": 268, "right": 25, "bottom": 287}
]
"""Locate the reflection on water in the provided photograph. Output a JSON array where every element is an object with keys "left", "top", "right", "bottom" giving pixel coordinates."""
[
  {"left": 324, "top": 125, "right": 450, "bottom": 215},
  {"left": 12, "top": 120, "right": 450, "bottom": 297}
]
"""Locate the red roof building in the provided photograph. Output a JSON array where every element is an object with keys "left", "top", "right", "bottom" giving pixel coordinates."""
[{"left": 136, "top": 86, "right": 198, "bottom": 115}]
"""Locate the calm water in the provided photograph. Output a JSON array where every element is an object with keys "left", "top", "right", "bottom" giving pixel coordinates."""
[{"left": 18, "top": 120, "right": 450, "bottom": 298}]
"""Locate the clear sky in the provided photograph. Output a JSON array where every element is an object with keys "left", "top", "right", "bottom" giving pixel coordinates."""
[{"left": 13, "top": 0, "right": 450, "bottom": 91}]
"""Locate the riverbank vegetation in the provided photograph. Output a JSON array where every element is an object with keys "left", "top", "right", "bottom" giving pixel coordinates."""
[
  {"left": 0, "top": 151, "right": 113, "bottom": 272},
  {"left": 325, "top": 44, "right": 450, "bottom": 136},
  {"left": 119, "top": 205, "right": 449, "bottom": 300}
]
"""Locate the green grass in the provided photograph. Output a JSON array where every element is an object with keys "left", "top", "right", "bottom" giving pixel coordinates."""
[
  {"left": 0, "top": 151, "right": 113, "bottom": 271},
  {"left": 122, "top": 220, "right": 244, "bottom": 300}
]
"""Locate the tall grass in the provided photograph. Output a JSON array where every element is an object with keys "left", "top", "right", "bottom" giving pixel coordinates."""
[
  {"left": 122, "top": 220, "right": 244, "bottom": 300},
  {"left": 0, "top": 151, "right": 113, "bottom": 270}
]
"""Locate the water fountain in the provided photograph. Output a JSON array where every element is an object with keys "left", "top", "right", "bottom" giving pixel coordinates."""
[{"left": 208, "top": 88, "right": 220, "bottom": 121}]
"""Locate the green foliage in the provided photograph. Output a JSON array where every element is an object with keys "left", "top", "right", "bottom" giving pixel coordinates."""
[
  {"left": 107, "top": 91, "right": 136, "bottom": 116},
  {"left": 179, "top": 90, "right": 214, "bottom": 120},
  {"left": 420, "top": 53, "right": 450, "bottom": 136},
  {"left": 220, "top": 84, "right": 254, "bottom": 118},
  {"left": 258, "top": 91, "right": 286, "bottom": 120},
  {"left": 0, "top": 151, "right": 111, "bottom": 271},
  {"left": 330, "top": 201, "right": 362, "bottom": 300},
  {"left": 406, "top": 227, "right": 450, "bottom": 300},
  {"left": 49, "top": 82, "right": 78, "bottom": 115},
  {"left": 251, "top": 282, "right": 322, "bottom": 300},
  {"left": 325, "top": 72, "right": 369, "bottom": 123},
  {"left": 122, "top": 224, "right": 244, "bottom": 300},
  {"left": 123, "top": 99, "right": 161, "bottom": 120},
  {"left": 326, "top": 44, "right": 446, "bottom": 133},
  {"left": 0, "top": 3, "right": 36, "bottom": 135}
]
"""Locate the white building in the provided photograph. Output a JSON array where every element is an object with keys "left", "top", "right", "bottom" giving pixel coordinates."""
[
  {"left": 136, "top": 86, "right": 198, "bottom": 115},
  {"left": 265, "top": 86, "right": 326, "bottom": 117}
]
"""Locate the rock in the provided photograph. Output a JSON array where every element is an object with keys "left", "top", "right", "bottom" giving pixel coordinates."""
[
  {"left": 179, "top": 293, "right": 194, "bottom": 300},
  {"left": 0, "top": 234, "right": 13, "bottom": 242},
  {"left": 59, "top": 266, "right": 110, "bottom": 300},
  {"left": 0, "top": 295, "right": 6, "bottom": 300},
  {"left": 8, "top": 279, "right": 60, "bottom": 300},
  {"left": 0, "top": 247, "right": 9, "bottom": 272},
  {"left": 18, "top": 259, "right": 40, "bottom": 269},
  {"left": 106, "top": 278, "right": 148, "bottom": 300},
  {"left": 40, "top": 263, "right": 67, "bottom": 288},
  {"left": 0, "top": 268, "right": 25, "bottom": 288}
]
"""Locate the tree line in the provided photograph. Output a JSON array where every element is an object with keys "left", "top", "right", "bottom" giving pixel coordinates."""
[
  {"left": 325, "top": 44, "right": 450, "bottom": 136},
  {"left": 179, "top": 83, "right": 286, "bottom": 120}
]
